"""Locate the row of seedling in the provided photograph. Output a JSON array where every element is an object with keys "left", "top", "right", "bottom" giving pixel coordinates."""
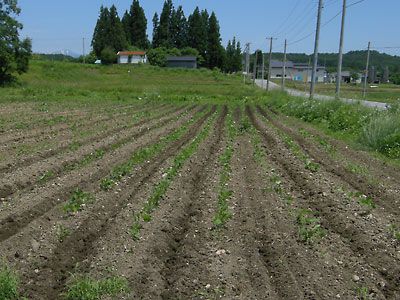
[
  {"left": 212, "top": 111, "right": 236, "bottom": 228},
  {"left": 260, "top": 116, "right": 320, "bottom": 173},
  {"left": 100, "top": 108, "right": 208, "bottom": 191},
  {"left": 130, "top": 110, "right": 218, "bottom": 240},
  {"left": 248, "top": 118, "right": 325, "bottom": 243},
  {"left": 36, "top": 107, "right": 192, "bottom": 186}
]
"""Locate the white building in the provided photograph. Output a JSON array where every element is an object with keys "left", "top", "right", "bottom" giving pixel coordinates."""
[{"left": 117, "top": 51, "right": 147, "bottom": 64}]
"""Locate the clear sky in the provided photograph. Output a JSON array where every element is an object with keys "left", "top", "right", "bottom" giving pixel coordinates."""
[{"left": 18, "top": 0, "right": 400, "bottom": 56}]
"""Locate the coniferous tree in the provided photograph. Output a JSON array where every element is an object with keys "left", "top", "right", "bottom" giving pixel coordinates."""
[
  {"left": 122, "top": 10, "right": 131, "bottom": 44},
  {"left": 207, "top": 12, "right": 225, "bottom": 69},
  {"left": 188, "top": 7, "right": 208, "bottom": 65},
  {"left": 234, "top": 39, "right": 243, "bottom": 72},
  {"left": 127, "top": 0, "right": 148, "bottom": 49},
  {"left": 108, "top": 5, "right": 128, "bottom": 52},
  {"left": 92, "top": 5, "right": 127, "bottom": 62},
  {"left": 152, "top": 13, "right": 160, "bottom": 47},
  {"left": 225, "top": 39, "right": 234, "bottom": 73},
  {"left": 92, "top": 6, "right": 110, "bottom": 57},
  {"left": 173, "top": 6, "right": 188, "bottom": 49},
  {"left": 157, "top": 0, "right": 173, "bottom": 47}
]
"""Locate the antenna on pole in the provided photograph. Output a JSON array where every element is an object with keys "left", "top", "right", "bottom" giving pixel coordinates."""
[{"left": 310, "top": 0, "right": 324, "bottom": 99}]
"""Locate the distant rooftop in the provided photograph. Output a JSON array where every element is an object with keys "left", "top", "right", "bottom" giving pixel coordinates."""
[
  {"left": 117, "top": 51, "right": 146, "bottom": 56},
  {"left": 270, "top": 60, "right": 325, "bottom": 69},
  {"left": 166, "top": 56, "right": 197, "bottom": 61}
]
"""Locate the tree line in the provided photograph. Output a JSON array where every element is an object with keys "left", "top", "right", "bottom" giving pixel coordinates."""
[{"left": 91, "top": 0, "right": 242, "bottom": 72}]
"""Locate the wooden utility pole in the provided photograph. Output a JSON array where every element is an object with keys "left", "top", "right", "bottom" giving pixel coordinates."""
[
  {"left": 262, "top": 52, "right": 265, "bottom": 88},
  {"left": 82, "top": 38, "right": 86, "bottom": 64},
  {"left": 310, "top": 0, "right": 324, "bottom": 99},
  {"left": 362, "top": 41, "right": 371, "bottom": 99},
  {"left": 253, "top": 50, "right": 258, "bottom": 85},
  {"left": 243, "top": 43, "right": 250, "bottom": 84},
  {"left": 266, "top": 37, "right": 276, "bottom": 91},
  {"left": 281, "top": 39, "right": 287, "bottom": 91},
  {"left": 336, "top": 0, "right": 347, "bottom": 98}
]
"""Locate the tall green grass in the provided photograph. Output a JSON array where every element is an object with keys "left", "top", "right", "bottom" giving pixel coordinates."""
[
  {"left": 266, "top": 91, "right": 400, "bottom": 159},
  {"left": 0, "top": 264, "right": 20, "bottom": 300}
]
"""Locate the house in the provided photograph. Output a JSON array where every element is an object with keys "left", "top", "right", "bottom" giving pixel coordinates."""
[
  {"left": 117, "top": 51, "right": 147, "bottom": 64},
  {"left": 270, "top": 60, "right": 327, "bottom": 83},
  {"left": 166, "top": 56, "right": 197, "bottom": 69}
]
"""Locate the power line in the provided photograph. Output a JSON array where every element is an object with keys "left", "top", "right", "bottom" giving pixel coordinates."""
[{"left": 271, "top": 0, "right": 301, "bottom": 37}]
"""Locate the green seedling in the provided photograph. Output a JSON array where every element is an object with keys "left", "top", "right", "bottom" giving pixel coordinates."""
[
  {"left": 64, "top": 275, "right": 128, "bottom": 300},
  {"left": 0, "top": 263, "right": 20, "bottom": 300},
  {"left": 356, "top": 286, "right": 370, "bottom": 300},
  {"left": 63, "top": 189, "right": 94, "bottom": 214},
  {"left": 348, "top": 192, "right": 376, "bottom": 209},
  {"left": 304, "top": 159, "right": 320, "bottom": 172},
  {"left": 38, "top": 170, "right": 55, "bottom": 183},
  {"left": 56, "top": 224, "right": 71, "bottom": 243},
  {"left": 296, "top": 209, "right": 326, "bottom": 243},
  {"left": 389, "top": 224, "right": 400, "bottom": 241}
]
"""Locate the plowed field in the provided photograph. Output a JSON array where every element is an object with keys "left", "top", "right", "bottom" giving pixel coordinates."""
[{"left": 1, "top": 102, "right": 399, "bottom": 299}]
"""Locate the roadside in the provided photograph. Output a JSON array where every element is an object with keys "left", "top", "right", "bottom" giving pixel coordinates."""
[{"left": 255, "top": 79, "right": 390, "bottom": 110}]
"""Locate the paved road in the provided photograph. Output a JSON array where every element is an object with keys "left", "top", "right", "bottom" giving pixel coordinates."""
[{"left": 255, "top": 79, "right": 390, "bottom": 110}]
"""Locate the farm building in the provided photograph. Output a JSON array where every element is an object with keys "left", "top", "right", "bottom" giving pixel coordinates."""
[
  {"left": 117, "top": 51, "right": 147, "bottom": 64},
  {"left": 166, "top": 56, "right": 197, "bottom": 69},
  {"left": 270, "top": 60, "right": 327, "bottom": 83}
]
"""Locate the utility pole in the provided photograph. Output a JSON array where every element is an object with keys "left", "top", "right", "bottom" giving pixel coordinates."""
[
  {"left": 266, "top": 37, "right": 276, "bottom": 91},
  {"left": 362, "top": 41, "right": 371, "bottom": 99},
  {"left": 281, "top": 39, "right": 287, "bottom": 91},
  {"left": 335, "top": 0, "right": 347, "bottom": 98},
  {"left": 244, "top": 43, "right": 251, "bottom": 84},
  {"left": 262, "top": 51, "right": 265, "bottom": 88},
  {"left": 82, "top": 38, "right": 86, "bottom": 64},
  {"left": 253, "top": 50, "right": 258, "bottom": 85},
  {"left": 310, "top": 0, "right": 324, "bottom": 99}
]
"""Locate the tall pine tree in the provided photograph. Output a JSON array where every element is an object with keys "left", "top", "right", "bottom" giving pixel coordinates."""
[
  {"left": 207, "top": 12, "right": 225, "bottom": 69},
  {"left": 126, "top": 0, "right": 148, "bottom": 49},
  {"left": 188, "top": 7, "right": 208, "bottom": 65},
  {"left": 157, "top": 0, "right": 173, "bottom": 47},
  {"left": 152, "top": 13, "right": 160, "bottom": 47}
]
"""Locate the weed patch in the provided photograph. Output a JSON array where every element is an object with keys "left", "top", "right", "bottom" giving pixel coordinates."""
[
  {"left": 296, "top": 209, "right": 326, "bottom": 243},
  {"left": 0, "top": 263, "right": 20, "bottom": 300},
  {"left": 63, "top": 189, "right": 94, "bottom": 214},
  {"left": 64, "top": 275, "right": 128, "bottom": 300}
]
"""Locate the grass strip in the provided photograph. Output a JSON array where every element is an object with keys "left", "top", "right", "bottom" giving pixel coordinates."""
[
  {"left": 100, "top": 107, "right": 208, "bottom": 191},
  {"left": 130, "top": 109, "right": 218, "bottom": 240}
]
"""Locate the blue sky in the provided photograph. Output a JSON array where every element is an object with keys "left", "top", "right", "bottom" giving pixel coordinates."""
[{"left": 18, "top": 0, "right": 400, "bottom": 56}]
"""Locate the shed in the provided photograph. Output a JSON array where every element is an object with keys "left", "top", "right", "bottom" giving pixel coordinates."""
[
  {"left": 166, "top": 56, "right": 197, "bottom": 69},
  {"left": 117, "top": 51, "right": 147, "bottom": 64}
]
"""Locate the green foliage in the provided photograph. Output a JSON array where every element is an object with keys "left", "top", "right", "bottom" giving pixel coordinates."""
[
  {"left": 225, "top": 37, "right": 242, "bottom": 73},
  {"left": 187, "top": 7, "right": 208, "bottom": 65},
  {"left": 56, "top": 224, "right": 71, "bottom": 243},
  {"left": 92, "top": 5, "right": 127, "bottom": 58},
  {"left": 64, "top": 275, "right": 128, "bottom": 300},
  {"left": 0, "top": 263, "right": 19, "bottom": 300},
  {"left": 38, "top": 170, "right": 55, "bottom": 184},
  {"left": 100, "top": 47, "right": 117, "bottom": 65},
  {"left": 348, "top": 191, "right": 376, "bottom": 209},
  {"left": 389, "top": 224, "right": 400, "bottom": 241},
  {"left": 122, "top": 1, "right": 148, "bottom": 49},
  {"left": 0, "top": 0, "right": 32, "bottom": 84},
  {"left": 63, "top": 189, "right": 94, "bottom": 214},
  {"left": 207, "top": 12, "right": 225, "bottom": 70},
  {"left": 296, "top": 209, "right": 326, "bottom": 243}
]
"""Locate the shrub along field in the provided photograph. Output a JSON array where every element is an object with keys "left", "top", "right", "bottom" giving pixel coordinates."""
[{"left": 0, "top": 61, "right": 399, "bottom": 299}]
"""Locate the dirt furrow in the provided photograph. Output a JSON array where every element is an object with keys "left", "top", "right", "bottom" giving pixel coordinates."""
[
  {"left": 248, "top": 106, "right": 400, "bottom": 299},
  {"left": 0, "top": 104, "right": 175, "bottom": 173},
  {"left": 257, "top": 106, "right": 400, "bottom": 217},
  {"left": 0, "top": 103, "right": 150, "bottom": 145},
  {"left": 22, "top": 106, "right": 216, "bottom": 299},
  {"left": 0, "top": 106, "right": 202, "bottom": 243},
  {"left": 0, "top": 105, "right": 192, "bottom": 199}
]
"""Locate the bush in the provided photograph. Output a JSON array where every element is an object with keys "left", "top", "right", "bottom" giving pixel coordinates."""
[{"left": 100, "top": 47, "right": 117, "bottom": 65}]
